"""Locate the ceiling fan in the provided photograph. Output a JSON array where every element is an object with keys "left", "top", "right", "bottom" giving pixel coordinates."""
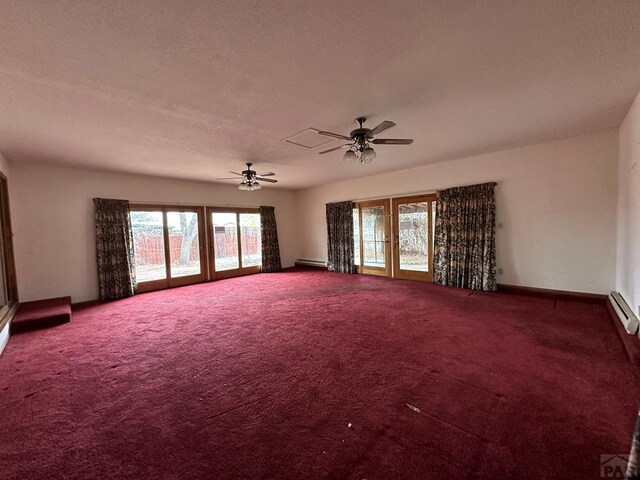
[
  {"left": 216, "top": 163, "right": 277, "bottom": 191},
  {"left": 317, "top": 117, "right": 413, "bottom": 164}
]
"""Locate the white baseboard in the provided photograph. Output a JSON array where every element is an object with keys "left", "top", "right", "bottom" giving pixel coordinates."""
[
  {"left": 0, "top": 322, "right": 9, "bottom": 356},
  {"left": 609, "top": 291, "right": 639, "bottom": 335},
  {"left": 296, "top": 258, "right": 327, "bottom": 267}
]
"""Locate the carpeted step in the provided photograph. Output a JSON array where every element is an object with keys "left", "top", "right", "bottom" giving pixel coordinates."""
[{"left": 11, "top": 296, "right": 72, "bottom": 334}]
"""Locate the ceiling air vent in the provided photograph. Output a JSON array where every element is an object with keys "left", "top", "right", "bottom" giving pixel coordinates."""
[{"left": 282, "top": 128, "right": 336, "bottom": 149}]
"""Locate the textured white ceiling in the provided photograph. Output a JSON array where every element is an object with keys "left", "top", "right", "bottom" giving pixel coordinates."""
[{"left": 0, "top": 0, "right": 639, "bottom": 189}]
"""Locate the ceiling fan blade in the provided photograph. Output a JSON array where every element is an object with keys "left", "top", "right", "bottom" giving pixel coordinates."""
[
  {"left": 257, "top": 178, "right": 278, "bottom": 183},
  {"left": 216, "top": 177, "right": 240, "bottom": 180},
  {"left": 317, "top": 130, "right": 351, "bottom": 141},
  {"left": 370, "top": 120, "right": 396, "bottom": 135},
  {"left": 319, "top": 144, "right": 351, "bottom": 154},
  {"left": 371, "top": 138, "right": 414, "bottom": 145},
  {"left": 257, "top": 172, "right": 276, "bottom": 176},
  {"left": 228, "top": 171, "right": 244, "bottom": 176}
]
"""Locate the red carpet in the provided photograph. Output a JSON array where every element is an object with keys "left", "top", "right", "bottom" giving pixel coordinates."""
[{"left": 0, "top": 269, "right": 637, "bottom": 479}]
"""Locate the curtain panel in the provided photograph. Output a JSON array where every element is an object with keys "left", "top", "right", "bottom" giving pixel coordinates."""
[
  {"left": 93, "top": 198, "right": 137, "bottom": 300},
  {"left": 259, "top": 206, "right": 282, "bottom": 272},
  {"left": 326, "top": 201, "right": 356, "bottom": 274},
  {"left": 433, "top": 182, "right": 497, "bottom": 291},
  {"left": 626, "top": 410, "right": 640, "bottom": 479}
]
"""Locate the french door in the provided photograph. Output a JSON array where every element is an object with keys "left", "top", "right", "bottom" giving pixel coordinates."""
[
  {"left": 353, "top": 199, "right": 391, "bottom": 277},
  {"left": 353, "top": 194, "right": 436, "bottom": 281},
  {"left": 209, "top": 208, "right": 262, "bottom": 279},
  {"left": 130, "top": 206, "right": 206, "bottom": 292},
  {"left": 392, "top": 194, "right": 437, "bottom": 281}
]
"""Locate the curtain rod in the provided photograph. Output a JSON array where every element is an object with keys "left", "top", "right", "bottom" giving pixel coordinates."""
[
  {"left": 350, "top": 189, "right": 437, "bottom": 203},
  {"left": 348, "top": 180, "right": 498, "bottom": 203},
  {"left": 128, "top": 200, "right": 263, "bottom": 209}
]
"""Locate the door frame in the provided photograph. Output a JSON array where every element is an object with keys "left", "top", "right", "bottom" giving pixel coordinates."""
[
  {"left": 354, "top": 199, "right": 391, "bottom": 277},
  {"left": 391, "top": 194, "right": 437, "bottom": 282},
  {"left": 207, "top": 207, "right": 262, "bottom": 280}
]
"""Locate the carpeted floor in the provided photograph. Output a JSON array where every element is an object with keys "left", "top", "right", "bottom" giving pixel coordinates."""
[{"left": 0, "top": 269, "right": 638, "bottom": 479}]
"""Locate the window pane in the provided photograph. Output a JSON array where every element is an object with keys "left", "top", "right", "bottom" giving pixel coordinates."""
[
  {"left": 239, "top": 213, "right": 261, "bottom": 267},
  {"left": 353, "top": 208, "right": 360, "bottom": 266},
  {"left": 398, "top": 202, "right": 429, "bottom": 272},
  {"left": 431, "top": 201, "right": 436, "bottom": 262},
  {"left": 361, "top": 205, "right": 386, "bottom": 267},
  {"left": 167, "top": 211, "right": 202, "bottom": 278},
  {"left": 0, "top": 178, "right": 16, "bottom": 304},
  {"left": 130, "top": 211, "right": 167, "bottom": 283},
  {"left": 212, "top": 212, "right": 239, "bottom": 271}
]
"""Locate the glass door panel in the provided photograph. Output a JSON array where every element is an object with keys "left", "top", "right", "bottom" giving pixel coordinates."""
[
  {"left": 167, "top": 211, "right": 202, "bottom": 278},
  {"left": 239, "top": 213, "right": 262, "bottom": 268},
  {"left": 397, "top": 202, "right": 429, "bottom": 272},
  {"left": 362, "top": 205, "right": 386, "bottom": 267},
  {"left": 353, "top": 207, "right": 360, "bottom": 271},
  {"left": 431, "top": 200, "right": 436, "bottom": 260},
  {"left": 130, "top": 206, "right": 206, "bottom": 291},
  {"left": 392, "top": 195, "right": 437, "bottom": 281},
  {"left": 209, "top": 209, "right": 262, "bottom": 279},
  {"left": 130, "top": 210, "right": 167, "bottom": 283},
  {"left": 211, "top": 212, "right": 239, "bottom": 272},
  {"left": 356, "top": 200, "right": 390, "bottom": 277}
]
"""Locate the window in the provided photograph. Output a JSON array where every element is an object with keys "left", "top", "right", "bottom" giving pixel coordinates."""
[
  {"left": 167, "top": 211, "right": 203, "bottom": 279},
  {"left": 209, "top": 209, "right": 262, "bottom": 279},
  {"left": 130, "top": 206, "right": 206, "bottom": 292},
  {"left": 130, "top": 205, "right": 263, "bottom": 292},
  {"left": 211, "top": 212, "right": 239, "bottom": 272},
  {"left": 0, "top": 173, "right": 18, "bottom": 333},
  {"left": 353, "top": 207, "right": 360, "bottom": 269},
  {"left": 392, "top": 194, "right": 437, "bottom": 281},
  {"left": 131, "top": 210, "right": 166, "bottom": 283},
  {"left": 352, "top": 200, "right": 391, "bottom": 277},
  {"left": 352, "top": 194, "right": 437, "bottom": 281},
  {"left": 239, "top": 213, "right": 262, "bottom": 268}
]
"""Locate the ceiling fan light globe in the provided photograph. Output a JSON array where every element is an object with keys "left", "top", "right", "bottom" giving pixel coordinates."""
[
  {"left": 361, "top": 147, "right": 376, "bottom": 164},
  {"left": 343, "top": 150, "right": 357, "bottom": 163},
  {"left": 238, "top": 183, "right": 251, "bottom": 191}
]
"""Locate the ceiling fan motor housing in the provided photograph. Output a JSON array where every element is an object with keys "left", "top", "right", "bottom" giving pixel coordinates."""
[
  {"left": 242, "top": 162, "right": 257, "bottom": 176},
  {"left": 351, "top": 117, "right": 373, "bottom": 145},
  {"left": 350, "top": 128, "right": 374, "bottom": 143}
]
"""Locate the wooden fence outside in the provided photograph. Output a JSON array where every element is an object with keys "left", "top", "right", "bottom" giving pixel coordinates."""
[{"left": 134, "top": 227, "right": 261, "bottom": 265}]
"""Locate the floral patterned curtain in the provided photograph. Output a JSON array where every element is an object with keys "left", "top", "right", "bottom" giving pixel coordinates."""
[
  {"left": 433, "top": 182, "right": 497, "bottom": 291},
  {"left": 260, "top": 206, "right": 282, "bottom": 272},
  {"left": 626, "top": 410, "right": 640, "bottom": 479},
  {"left": 326, "top": 201, "right": 356, "bottom": 274},
  {"left": 93, "top": 198, "right": 137, "bottom": 300}
]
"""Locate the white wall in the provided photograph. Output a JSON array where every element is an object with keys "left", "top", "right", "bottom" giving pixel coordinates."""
[
  {"left": 10, "top": 164, "right": 299, "bottom": 303},
  {"left": 617, "top": 91, "right": 640, "bottom": 318},
  {"left": 296, "top": 129, "right": 619, "bottom": 294},
  {"left": 3, "top": 128, "right": 624, "bottom": 302}
]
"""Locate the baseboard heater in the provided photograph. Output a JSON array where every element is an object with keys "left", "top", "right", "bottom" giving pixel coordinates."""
[
  {"left": 295, "top": 259, "right": 327, "bottom": 268},
  {"left": 609, "top": 291, "right": 639, "bottom": 335}
]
